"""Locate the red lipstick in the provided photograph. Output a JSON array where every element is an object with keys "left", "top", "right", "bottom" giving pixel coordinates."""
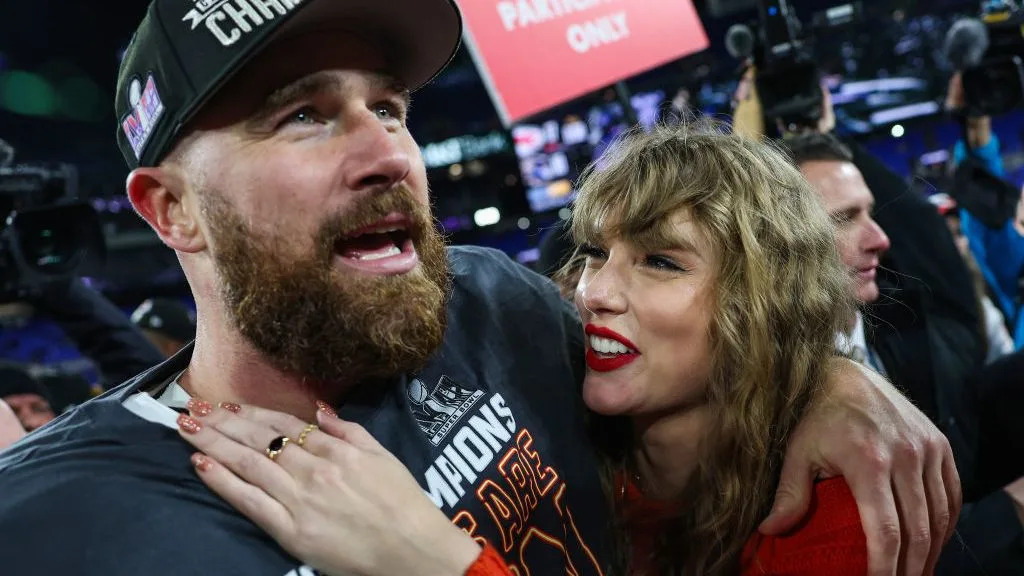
[{"left": 584, "top": 324, "right": 640, "bottom": 372}]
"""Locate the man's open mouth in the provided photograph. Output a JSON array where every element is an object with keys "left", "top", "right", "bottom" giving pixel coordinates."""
[
  {"left": 337, "top": 227, "right": 413, "bottom": 260},
  {"left": 333, "top": 214, "right": 420, "bottom": 274}
]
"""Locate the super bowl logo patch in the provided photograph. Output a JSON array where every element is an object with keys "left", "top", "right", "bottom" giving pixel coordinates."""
[
  {"left": 121, "top": 75, "right": 165, "bottom": 160},
  {"left": 408, "top": 376, "right": 484, "bottom": 446}
]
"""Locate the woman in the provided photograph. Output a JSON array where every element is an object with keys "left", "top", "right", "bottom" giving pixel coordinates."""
[
  {"left": 179, "top": 122, "right": 880, "bottom": 574},
  {"left": 569, "top": 121, "right": 862, "bottom": 574}
]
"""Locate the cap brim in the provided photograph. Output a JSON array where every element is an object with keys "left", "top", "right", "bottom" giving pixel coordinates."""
[{"left": 273, "top": 0, "right": 462, "bottom": 91}]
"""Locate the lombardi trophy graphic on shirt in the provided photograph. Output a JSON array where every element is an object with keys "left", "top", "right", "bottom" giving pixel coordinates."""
[{"left": 408, "top": 376, "right": 484, "bottom": 446}]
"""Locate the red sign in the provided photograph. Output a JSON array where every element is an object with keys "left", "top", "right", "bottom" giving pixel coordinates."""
[{"left": 460, "top": 0, "right": 710, "bottom": 125}]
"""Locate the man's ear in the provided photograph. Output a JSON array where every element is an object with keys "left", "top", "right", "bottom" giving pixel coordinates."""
[{"left": 126, "top": 167, "right": 206, "bottom": 253}]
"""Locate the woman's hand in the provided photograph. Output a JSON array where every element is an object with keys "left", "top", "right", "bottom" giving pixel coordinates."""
[
  {"left": 760, "top": 359, "right": 961, "bottom": 576},
  {"left": 176, "top": 401, "right": 483, "bottom": 576}
]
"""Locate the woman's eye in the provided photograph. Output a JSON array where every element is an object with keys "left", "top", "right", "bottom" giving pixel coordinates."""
[
  {"left": 578, "top": 243, "right": 607, "bottom": 260},
  {"left": 644, "top": 255, "right": 685, "bottom": 272}
]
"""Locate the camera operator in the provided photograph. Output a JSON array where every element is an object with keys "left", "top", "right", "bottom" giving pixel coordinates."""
[
  {"left": 947, "top": 71, "right": 1024, "bottom": 350},
  {"left": 0, "top": 278, "right": 165, "bottom": 439},
  {"left": 0, "top": 141, "right": 165, "bottom": 398},
  {"left": 945, "top": 70, "right": 1024, "bottom": 573},
  {"left": 25, "top": 277, "right": 166, "bottom": 391}
]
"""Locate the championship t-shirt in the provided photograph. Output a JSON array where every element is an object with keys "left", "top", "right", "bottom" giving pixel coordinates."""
[{"left": 0, "top": 246, "right": 610, "bottom": 575}]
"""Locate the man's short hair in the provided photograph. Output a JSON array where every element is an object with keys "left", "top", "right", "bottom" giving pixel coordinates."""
[{"left": 784, "top": 132, "right": 855, "bottom": 166}]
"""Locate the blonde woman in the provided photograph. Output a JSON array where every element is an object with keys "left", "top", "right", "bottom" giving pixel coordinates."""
[{"left": 573, "top": 121, "right": 863, "bottom": 574}]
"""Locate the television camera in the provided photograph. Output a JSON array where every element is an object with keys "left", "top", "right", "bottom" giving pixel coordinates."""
[
  {"left": 0, "top": 141, "right": 106, "bottom": 303},
  {"left": 945, "top": 1, "right": 1024, "bottom": 116},
  {"left": 726, "top": 0, "right": 863, "bottom": 132}
]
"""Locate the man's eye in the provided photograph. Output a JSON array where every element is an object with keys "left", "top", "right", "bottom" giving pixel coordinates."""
[
  {"left": 832, "top": 212, "right": 855, "bottom": 225},
  {"left": 374, "top": 102, "right": 404, "bottom": 122},
  {"left": 282, "top": 106, "right": 320, "bottom": 126}
]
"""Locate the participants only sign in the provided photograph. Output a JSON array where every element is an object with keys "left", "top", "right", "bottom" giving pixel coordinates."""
[{"left": 460, "top": 0, "right": 709, "bottom": 125}]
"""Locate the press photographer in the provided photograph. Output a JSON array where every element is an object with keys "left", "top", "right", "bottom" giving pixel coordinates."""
[
  {"left": 944, "top": 1, "right": 1024, "bottom": 349},
  {"left": 725, "top": 0, "right": 862, "bottom": 135}
]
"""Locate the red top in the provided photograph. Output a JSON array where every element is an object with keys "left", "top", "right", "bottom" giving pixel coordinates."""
[
  {"left": 740, "top": 479, "right": 868, "bottom": 574},
  {"left": 465, "top": 543, "right": 514, "bottom": 576},
  {"left": 623, "top": 476, "right": 868, "bottom": 575},
  {"left": 464, "top": 477, "right": 867, "bottom": 575}
]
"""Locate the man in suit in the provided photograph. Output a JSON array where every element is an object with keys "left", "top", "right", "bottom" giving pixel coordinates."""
[{"left": 788, "top": 132, "right": 1024, "bottom": 575}]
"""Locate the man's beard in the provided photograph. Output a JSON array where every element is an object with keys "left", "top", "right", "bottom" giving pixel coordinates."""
[{"left": 201, "top": 189, "right": 451, "bottom": 400}]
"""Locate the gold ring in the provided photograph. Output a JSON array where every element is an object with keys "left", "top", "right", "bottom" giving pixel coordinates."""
[
  {"left": 265, "top": 435, "right": 291, "bottom": 461},
  {"left": 297, "top": 424, "right": 318, "bottom": 448}
]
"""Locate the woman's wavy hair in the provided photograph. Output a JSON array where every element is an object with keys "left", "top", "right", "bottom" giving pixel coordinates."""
[{"left": 568, "top": 119, "right": 855, "bottom": 575}]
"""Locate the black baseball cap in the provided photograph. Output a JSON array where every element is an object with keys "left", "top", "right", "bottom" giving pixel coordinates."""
[
  {"left": 0, "top": 362, "right": 52, "bottom": 405},
  {"left": 131, "top": 298, "right": 197, "bottom": 343},
  {"left": 116, "top": 0, "right": 463, "bottom": 169}
]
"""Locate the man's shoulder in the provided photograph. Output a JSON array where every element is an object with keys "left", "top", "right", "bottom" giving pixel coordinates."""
[
  {"left": 0, "top": 395, "right": 189, "bottom": 494},
  {"left": 447, "top": 244, "right": 543, "bottom": 282},
  {"left": 446, "top": 245, "right": 566, "bottom": 308},
  {"left": 0, "top": 397, "right": 300, "bottom": 573}
]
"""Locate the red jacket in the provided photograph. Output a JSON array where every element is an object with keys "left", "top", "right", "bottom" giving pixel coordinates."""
[{"left": 467, "top": 476, "right": 868, "bottom": 575}]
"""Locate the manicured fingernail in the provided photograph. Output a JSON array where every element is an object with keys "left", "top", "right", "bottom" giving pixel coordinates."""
[
  {"left": 177, "top": 413, "right": 202, "bottom": 434},
  {"left": 191, "top": 453, "right": 212, "bottom": 472},
  {"left": 219, "top": 402, "right": 241, "bottom": 414},
  {"left": 316, "top": 400, "right": 337, "bottom": 417},
  {"left": 187, "top": 399, "right": 213, "bottom": 417}
]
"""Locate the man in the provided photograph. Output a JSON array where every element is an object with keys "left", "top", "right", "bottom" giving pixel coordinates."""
[
  {"left": 0, "top": 1, "right": 956, "bottom": 574},
  {"left": 0, "top": 362, "right": 56, "bottom": 432},
  {"left": 131, "top": 297, "right": 196, "bottom": 358},
  {"left": 789, "top": 132, "right": 1024, "bottom": 575},
  {"left": 948, "top": 71, "right": 1024, "bottom": 349}
]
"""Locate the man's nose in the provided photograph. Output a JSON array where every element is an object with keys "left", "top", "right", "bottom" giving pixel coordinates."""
[
  {"left": 341, "top": 115, "right": 411, "bottom": 192},
  {"left": 864, "top": 218, "right": 890, "bottom": 254}
]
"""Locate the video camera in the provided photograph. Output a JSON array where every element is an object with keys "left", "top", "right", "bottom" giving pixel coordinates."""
[
  {"left": 0, "top": 150, "right": 106, "bottom": 303},
  {"left": 946, "top": 1, "right": 1024, "bottom": 116},
  {"left": 727, "top": 1, "right": 863, "bottom": 131}
]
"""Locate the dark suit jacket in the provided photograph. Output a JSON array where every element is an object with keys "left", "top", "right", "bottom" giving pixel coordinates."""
[{"left": 847, "top": 140, "right": 1023, "bottom": 573}]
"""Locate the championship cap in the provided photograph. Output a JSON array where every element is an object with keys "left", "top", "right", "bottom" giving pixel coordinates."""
[{"left": 116, "top": 0, "right": 463, "bottom": 168}]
